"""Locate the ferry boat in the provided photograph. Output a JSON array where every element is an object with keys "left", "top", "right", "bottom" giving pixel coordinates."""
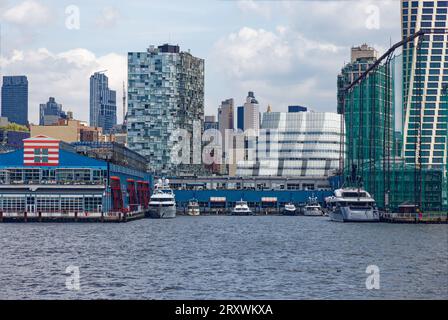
[
  {"left": 147, "top": 179, "right": 176, "bottom": 219},
  {"left": 187, "top": 199, "right": 200, "bottom": 216},
  {"left": 303, "top": 196, "right": 324, "bottom": 216},
  {"left": 232, "top": 200, "right": 253, "bottom": 216},
  {"left": 282, "top": 202, "right": 297, "bottom": 216},
  {"left": 326, "top": 188, "right": 379, "bottom": 222}
]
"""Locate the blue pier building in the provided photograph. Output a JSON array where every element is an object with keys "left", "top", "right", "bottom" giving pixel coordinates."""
[{"left": 0, "top": 135, "right": 152, "bottom": 218}]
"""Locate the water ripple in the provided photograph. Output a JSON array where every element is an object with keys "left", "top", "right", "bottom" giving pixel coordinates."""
[{"left": 0, "top": 216, "right": 447, "bottom": 299}]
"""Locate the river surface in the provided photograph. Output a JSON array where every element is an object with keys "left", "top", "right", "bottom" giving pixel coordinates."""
[{"left": 0, "top": 216, "right": 447, "bottom": 299}]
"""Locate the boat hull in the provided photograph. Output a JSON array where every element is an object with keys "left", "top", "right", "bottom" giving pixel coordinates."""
[
  {"left": 187, "top": 209, "right": 200, "bottom": 216},
  {"left": 303, "top": 210, "right": 324, "bottom": 216},
  {"left": 330, "top": 207, "right": 380, "bottom": 222},
  {"left": 282, "top": 209, "right": 297, "bottom": 216},
  {"left": 231, "top": 211, "right": 254, "bottom": 216},
  {"left": 147, "top": 206, "right": 176, "bottom": 219}
]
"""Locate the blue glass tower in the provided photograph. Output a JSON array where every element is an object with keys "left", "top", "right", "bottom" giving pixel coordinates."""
[
  {"left": 1, "top": 76, "right": 28, "bottom": 126},
  {"left": 237, "top": 106, "right": 244, "bottom": 131},
  {"left": 402, "top": 0, "right": 448, "bottom": 168},
  {"left": 89, "top": 72, "right": 117, "bottom": 134}
]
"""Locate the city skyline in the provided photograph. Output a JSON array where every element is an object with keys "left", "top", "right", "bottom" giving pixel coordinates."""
[{"left": 0, "top": 0, "right": 402, "bottom": 124}]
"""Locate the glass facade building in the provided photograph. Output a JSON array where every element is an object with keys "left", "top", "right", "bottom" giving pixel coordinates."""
[
  {"left": 1, "top": 76, "right": 28, "bottom": 126},
  {"left": 237, "top": 106, "right": 244, "bottom": 131},
  {"left": 90, "top": 72, "right": 117, "bottom": 134},
  {"left": 127, "top": 44, "right": 204, "bottom": 174},
  {"left": 338, "top": 20, "right": 448, "bottom": 211},
  {"left": 243, "top": 91, "right": 260, "bottom": 131},
  {"left": 39, "top": 97, "right": 66, "bottom": 126},
  {"left": 401, "top": 0, "right": 447, "bottom": 170},
  {"left": 237, "top": 111, "right": 342, "bottom": 177},
  {"left": 337, "top": 44, "right": 378, "bottom": 115}
]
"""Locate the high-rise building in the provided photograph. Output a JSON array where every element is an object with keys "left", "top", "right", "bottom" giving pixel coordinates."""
[
  {"left": 90, "top": 72, "right": 117, "bottom": 134},
  {"left": 243, "top": 91, "right": 260, "bottom": 131},
  {"left": 1, "top": 76, "right": 28, "bottom": 126},
  {"left": 237, "top": 106, "right": 244, "bottom": 131},
  {"left": 204, "top": 115, "right": 218, "bottom": 131},
  {"left": 401, "top": 0, "right": 448, "bottom": 170},
  {"left": 337, "top": 44, "right": 378, "bottom": 114},
  {"left": 218, "top": 98, "right": 234, "bottom": 144},
  {"left": 237, "top": 110, "right": 342, "bottom": 177},
  {"left": 127, "top": 44, "right": 205, "bottom": 174},
  {"left": 39, "top": 97, "right": 67, "bottom": 126}
]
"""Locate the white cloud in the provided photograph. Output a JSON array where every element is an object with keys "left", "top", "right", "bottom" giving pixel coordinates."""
[
  {"left": 211, "top": 25, "right": 347, "bottom": 113},
  {"left": 237, "top": 0, "right": 272, "bottom": 19},
  {"left": 0, "top": 48, "right": 126, "bottom": 124},
  {"left": 2, "top": 0, "right": 51, "bottom": 27},
  {"left": 210, "top": 0, "right": 400, "bottom": 114},
  {"left": 96, "top": 6, "right": 121, "bottom": 28},
  {"left": 235, "top": 0, "right": 400, "bottom": 47},
  {"left": 214, "top": 27, "right": 293, "bottom": 79}
]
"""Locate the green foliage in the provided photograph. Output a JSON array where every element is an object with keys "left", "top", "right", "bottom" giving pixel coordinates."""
[{"left": 0, "top": 122, "right": 29, "bottom": 132}]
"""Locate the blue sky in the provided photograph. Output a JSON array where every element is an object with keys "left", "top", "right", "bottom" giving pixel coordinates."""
[{"left": 0, "top": 0, "right": 401, "bottom": 124}]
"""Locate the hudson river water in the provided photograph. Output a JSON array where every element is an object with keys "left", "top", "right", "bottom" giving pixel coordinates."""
[{"left": 0, "top": 216, "right": 447, "bottom": 299}]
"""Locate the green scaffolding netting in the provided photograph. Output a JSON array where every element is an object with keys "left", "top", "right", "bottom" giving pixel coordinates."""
[{"left": 342, "top": 55, "right": 447, "bottom": 212}]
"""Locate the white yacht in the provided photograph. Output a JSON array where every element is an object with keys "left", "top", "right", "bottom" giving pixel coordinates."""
[
  {"left": 187, "top": 199, "right": 200, "bottom": 216},
  {"left": 232, "top": 200, "right": 253, "bottom": 216},
  {"left": 303, "top": 196, "right": 324, "bottom": 216},
  {"left": 326, "top": 187, "right": 379, "bottom": 222},
  {"left": 148, "top": 179, "right": 176, "bottom": 219},
  {"left": 282, "top": 202, "right": 297, "bottom": 216}
]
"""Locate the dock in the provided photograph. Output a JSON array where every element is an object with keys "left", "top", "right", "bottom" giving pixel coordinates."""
[
  {"left": 380, "top": 212, "right": 448, "bottom": 224},
  {"left": 0, "top": 210, "right": 146, "bottom": 223}
]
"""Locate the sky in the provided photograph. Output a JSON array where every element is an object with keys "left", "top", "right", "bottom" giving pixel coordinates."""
[{"left": 0, "top": 0, "right": 401, "bottom": 124}]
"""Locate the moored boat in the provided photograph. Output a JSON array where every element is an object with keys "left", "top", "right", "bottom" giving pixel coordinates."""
[
  {"left": 326, "top": 188, "right": 380, "bottom": 222},
  {"left": 147, "top": 178, "right": 176, "bottom": 219},
  {"left": 282, "top": 202, "right": 297, "bottom": 216},
  {"left": 232, "top": 200, "right": 253, "bottom": 216},
  {"left": 303, "top": 196, "right": 324, "bottom": 216},
  {"left": 187, "top": 199, "right": 200, "bottom": 216}
]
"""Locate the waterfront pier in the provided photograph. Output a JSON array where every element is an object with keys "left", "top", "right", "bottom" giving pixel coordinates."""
[
  {"left": 380, "top": 212, "right": 448, "bottom": 224},
  {"left": 0, "top": 136, "right": 152, "bottom": 223},
  {"left": 0, "top": 209, "right": 146, "bottom": 223}
]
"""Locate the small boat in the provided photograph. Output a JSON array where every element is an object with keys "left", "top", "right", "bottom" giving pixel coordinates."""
[
  {"left": 232, "top": 200, "right": 253, "bottom": 216},
  {"left": 303, "top": 196, "right": 324, "bottom": 216},
  {"left": 282, "top": 202, "right": 297, "bottom": 216},
  {"left": 187, "top": 199, "right": 200, "bottom": 216}
]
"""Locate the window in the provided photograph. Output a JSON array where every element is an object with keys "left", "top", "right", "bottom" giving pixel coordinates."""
[
  {"left": 34, "top": 148, "right": 48, "bottom": 163},
  {"left": 0, "top": 196, "right": 26, "bottom": 213}
]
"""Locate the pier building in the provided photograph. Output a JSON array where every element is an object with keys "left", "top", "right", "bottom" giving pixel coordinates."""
[{"left": 0, "top": 135, "right": 152, "bottom": 221}]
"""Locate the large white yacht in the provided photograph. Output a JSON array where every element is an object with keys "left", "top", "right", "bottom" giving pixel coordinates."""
[
  {"left": 232, "top": 200, "right": 253, "bottom": 216},
  {"left": 326, "top": 188, "right": 379, "bottom": 222},
  {"left": 148, "top": 179, "right": 176, "bottom": 219},
  {"left": 303, "top": 196, "right": 324, "bottom": 216}
]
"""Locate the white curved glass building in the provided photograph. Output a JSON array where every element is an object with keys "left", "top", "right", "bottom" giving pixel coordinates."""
[{"left": 237, "top": 111, "right": 343, "bottom": 177}]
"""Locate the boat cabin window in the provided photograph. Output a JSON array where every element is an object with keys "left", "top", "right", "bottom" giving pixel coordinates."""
[
  {"left": 342, "top": 192, "right": 367, "bottom": 198},
  {"left": 337, "top": 201, "right": 372, "bottom": 207}
]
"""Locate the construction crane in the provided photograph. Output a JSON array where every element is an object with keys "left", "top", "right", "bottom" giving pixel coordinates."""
[{"left": 340, "top": 28, "right": 448, "bottom": 211}]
